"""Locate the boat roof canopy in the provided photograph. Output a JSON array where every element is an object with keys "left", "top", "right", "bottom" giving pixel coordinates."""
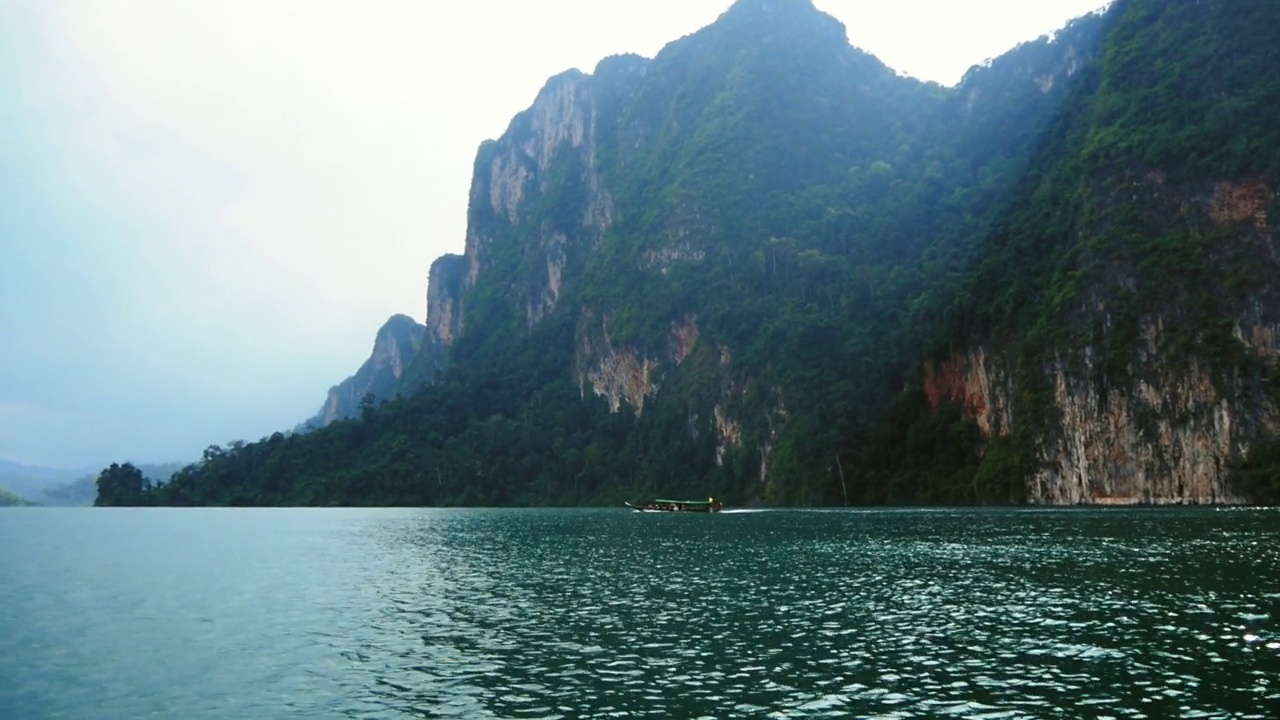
[{"left": 653, "top": 498, "right": 716, "bottom": 505}]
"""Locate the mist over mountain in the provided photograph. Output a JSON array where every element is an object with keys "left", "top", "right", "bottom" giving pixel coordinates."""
[
  {"left": 107, "top": 0, "right": 1280, "bottom": 507},
  {"left": 1, "top": 459, "right": 183, "bottom": 506},
  {"left": 0, "top": 460, "right": 88, "bottom": 504}
]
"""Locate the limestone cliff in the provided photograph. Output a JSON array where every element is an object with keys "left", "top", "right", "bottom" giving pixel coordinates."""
[
  {"left": 460, "top": 65, "right": 623, "bottom": 331},
  {"left": 413, "top": 0, "right": 1120, "bottom": 499},
  {"left": 426, "top": 254, "right": 467, "bottom": 349},
  {"left": 394, "top": 62, "right": 636, "bottom": 392},
  {"left": 394, "top": 253, "right": 468, "bottom": 389},
  {"left": 311, "top": 314, "right": 425, "bottom": 427},
  {"left": 927, "top": 175, "right": 1280, "bottom": 505},
  {"left": 162, "top": 0, "right": 1280, "bottom": 508}
]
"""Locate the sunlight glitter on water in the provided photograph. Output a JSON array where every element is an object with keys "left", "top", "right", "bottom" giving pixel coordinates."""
[{"left": 2, "top": 507, "right": 1279, "bottom": 719}]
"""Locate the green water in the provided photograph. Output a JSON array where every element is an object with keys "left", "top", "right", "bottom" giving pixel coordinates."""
[{"left": 2, "top": 507, "right": 1277, "bottom": 718}]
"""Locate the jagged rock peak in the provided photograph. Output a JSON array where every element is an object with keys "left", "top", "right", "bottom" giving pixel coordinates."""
[
  {"left": 667, "top": 0, "right": 886, "bottom": 80},
  {"left": 724, "top": 0, "right": 818, "bottom": 16},
  {"left": 534, "top": 68, "right": 587, "bottom": 101},
  {"left": 717, "top": 0, "right": 846, "bottom": 38},
  {"left": 377, "top": 313, "right": 423, "bottom": 339},
  {"left": 592, "top": 53, "right": 649, "bottom": 81},
  {"left": 308, "top": 314, "right": 426, "bottom": 427}
]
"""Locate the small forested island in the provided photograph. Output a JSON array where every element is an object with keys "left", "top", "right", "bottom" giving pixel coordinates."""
[{"left": 98, "top": 0, "right": 1280, "bottom": 508}]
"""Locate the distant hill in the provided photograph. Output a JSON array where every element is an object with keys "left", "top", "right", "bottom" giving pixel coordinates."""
[
  {"left": 0, "top": 460, "right": 89, "bottom": 503},
  {"left": 43, "top": 463, "right": 186, "bottom": 506},
  {"left": 0, "top": 459, "right": 186, "bottom": 506},
  {"left": 0, "top": 459, "right": 82, "bottom": 480},
  {"left": 31, "top": 475, "right": 96, "bottom": 506}
]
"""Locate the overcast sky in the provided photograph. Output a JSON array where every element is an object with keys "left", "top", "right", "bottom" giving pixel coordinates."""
[{"left": 0, "top": 0, "right": 1108, "bottom": 470}]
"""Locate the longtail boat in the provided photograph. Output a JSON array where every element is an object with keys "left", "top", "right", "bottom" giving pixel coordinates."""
[{"left": 625, "top": 497, "right": 722, "bottom": 513}]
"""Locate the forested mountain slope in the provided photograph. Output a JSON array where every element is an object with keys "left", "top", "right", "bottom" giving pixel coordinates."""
[
  {"left": 908, "top": 0, "right": 1280, "bottom": 504},
  {"left": 102, "top": 0, "right": 1278, "bottom": 507}
]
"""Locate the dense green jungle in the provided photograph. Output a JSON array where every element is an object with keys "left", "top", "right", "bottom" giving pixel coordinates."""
[{"left": 97, "top": 0, "right": 1280, "bottom": 508}]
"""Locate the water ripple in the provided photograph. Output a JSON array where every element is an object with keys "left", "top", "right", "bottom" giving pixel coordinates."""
[{"left": 2, "top": 507, "right": 1278, "bottom": 718}]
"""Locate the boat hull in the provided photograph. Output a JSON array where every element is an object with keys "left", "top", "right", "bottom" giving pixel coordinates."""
[{"left": 625, "top": 499, "right": 722, "bottom": 513}]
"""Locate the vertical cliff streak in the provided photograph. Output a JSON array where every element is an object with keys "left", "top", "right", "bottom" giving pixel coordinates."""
[
  {"left": 526, "top": 233, "right": 567, "bottom": 328},
  {"left": 668, "top": 314, "right": 699, "bottom": 365},
  {"left": 713, "top": 405, "right": 741, "bottom": 467},
  {"left": 581, "top": 102, "right": 614, "bottom": 232},
  {"left": 758, "top": 390, "right": 788, "bottom": 485}
]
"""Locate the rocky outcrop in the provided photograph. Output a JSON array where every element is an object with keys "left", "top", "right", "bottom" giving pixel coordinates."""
[
  {"left": 583, "top": 348, "right": 659, "bottom": 414},
  {"left": 923, "top": 169, "right": 1280, "bottom": 505},
  {"left": 923, "top": 346, "right": 1013, "bottom": 438},
  {"left": 957, "top": 10, "right": 1108, "bottom": 118},
  {"left": 930, "top": 312, "right": 1280, "bottom": 504},
  {"left": 577, "top": 315, "right": 658, "bottom": 413},
  {"left": 312, "top": 314, "right": 425, "bottom": 427},
  {"left": 577, "top": 313, "right": 703, "bottom": 414},
  {"left": 426, "top": 254, "right": 466, "bottom": 349},
  {"left": 641, "top": 243, "right": 707, "bottom": 276},
  {"left": 1209, "top": 180, "right": 1272, "bottom": 230},
  {"left": 1033, "top": 352, "right": 1248, "bottom": 505},
  {"left": 386, "top": 254, "right": 467, "bottom": 393},
  {"left": 462, "top": 68, "right": 619, "bottom": 329}
]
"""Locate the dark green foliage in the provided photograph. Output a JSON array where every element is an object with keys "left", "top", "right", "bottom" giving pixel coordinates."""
[
  {"left": 1229, "top": 437, "right": 1280, "bottom": 504},
  {"left": 1085, "top": 0, "right": 1280, "bottom": 184},
  {"left": 94, "top": 463, "right": 153, "bottom": 507}
]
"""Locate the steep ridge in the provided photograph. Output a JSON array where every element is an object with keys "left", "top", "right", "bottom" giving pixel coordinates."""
[
  {"left": 308, "top": 314, "right": 425, "bottom": 427},
  {"left": 396, "top": 0, "right": 1113, "bottom": 505},
  {"left": 910, "top": 0, "right": 1280, "bottom": 504},
  {"left": 108, "top": 0, "right": 1272, "bottom": 508},
  {"left": 397, "top": 254, "right": 466, "bottom": 390}
]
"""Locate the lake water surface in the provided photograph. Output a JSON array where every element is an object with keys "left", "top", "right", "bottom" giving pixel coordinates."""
[{"left": 1, "top": 507, "right": 1278, "bottom": 718}]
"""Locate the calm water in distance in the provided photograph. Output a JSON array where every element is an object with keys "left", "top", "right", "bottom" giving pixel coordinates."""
[{"left": 1, "top": 507, "right": 1278, "bottom": 719}]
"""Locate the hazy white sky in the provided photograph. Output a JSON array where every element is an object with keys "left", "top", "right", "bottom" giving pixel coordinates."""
[{"left": 0, "top": 0, "right": 1107, "bottom": 469}]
